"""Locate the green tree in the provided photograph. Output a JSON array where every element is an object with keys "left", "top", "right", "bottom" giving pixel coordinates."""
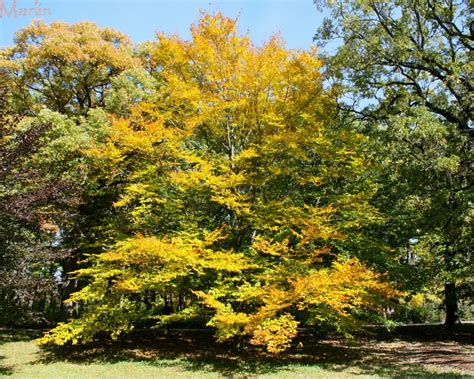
[{"left": 315, "top": 0, "right": 473, "bottom": 326}]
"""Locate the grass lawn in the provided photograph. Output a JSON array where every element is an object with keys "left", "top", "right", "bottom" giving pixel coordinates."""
[{"left": 1, "top": 325, "right": 473, "bottom": 378}]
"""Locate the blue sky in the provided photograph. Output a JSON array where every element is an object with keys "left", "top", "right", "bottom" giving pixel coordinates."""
[{"left": 0, "top": 0, "right": 325, "bottom": 49}]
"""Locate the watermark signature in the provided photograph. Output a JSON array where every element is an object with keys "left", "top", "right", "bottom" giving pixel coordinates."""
[{"left": 0, "top": 0, "right": 52, "bottom": 19}]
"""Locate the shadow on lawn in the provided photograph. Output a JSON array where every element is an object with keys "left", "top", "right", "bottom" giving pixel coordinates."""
[
  {"left": 33, "top": 327, "right": 472, "bottom": 378},
  {"left": 0, "top": 354, "right": 14, "bottom": 377},
  {"left": 0, "top": 329, "right": 42, "bottom": 346},
  {"left": 0, "top": 329, "right": 43, "bottom": 376}
]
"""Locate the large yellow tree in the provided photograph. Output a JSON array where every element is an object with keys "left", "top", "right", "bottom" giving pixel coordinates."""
[{"left": 40, "top": 13, "right": 399, "bottom": 353}]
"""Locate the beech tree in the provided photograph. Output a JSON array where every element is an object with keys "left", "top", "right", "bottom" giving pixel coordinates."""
[{"left": 39, "top": 13, "right": 399, "bottom": 353}]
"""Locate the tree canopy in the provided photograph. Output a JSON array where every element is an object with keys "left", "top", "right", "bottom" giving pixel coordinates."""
[{"left": 34, "top": 13, "right": 399, "bottom": 352}]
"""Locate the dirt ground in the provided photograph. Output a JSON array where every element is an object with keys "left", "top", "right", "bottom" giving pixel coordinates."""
[{"left": 316, "top": 338, "right": 473, "bottom": 374}]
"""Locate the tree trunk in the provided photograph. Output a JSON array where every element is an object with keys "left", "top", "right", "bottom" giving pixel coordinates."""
[
  {"left": 163, "top": 293, "right": 173, "bottom": 315},
  {"left": 59, "top": 258, "right": 79, "bottom": 322},
  {"left": 444, "top": 282, "right": 459, "bottom": 328}
]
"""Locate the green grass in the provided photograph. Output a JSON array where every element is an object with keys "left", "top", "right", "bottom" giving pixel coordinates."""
[{"left": 1, "top": 328, "right": 472, "bottom": 378}]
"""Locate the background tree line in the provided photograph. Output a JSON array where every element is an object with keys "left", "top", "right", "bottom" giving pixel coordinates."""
[{"left": 0, "top": 0, "right": 471, "bottom": 352}]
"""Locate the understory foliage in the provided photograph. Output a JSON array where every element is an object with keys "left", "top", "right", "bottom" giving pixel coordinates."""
[{"left": 36, "top": 13, "right": 400, "bottom": 353}]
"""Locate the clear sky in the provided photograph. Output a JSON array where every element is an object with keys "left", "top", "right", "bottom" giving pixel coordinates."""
[{"left": 0, "top": 0, "right": 325, "bottom": 49}]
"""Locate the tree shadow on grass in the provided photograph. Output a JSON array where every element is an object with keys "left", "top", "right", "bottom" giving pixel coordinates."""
[
  {"left": 36, "top": 328, "right": 472, "bottom": 378},
  {"left": 0, "top": 329, "right": 42, "bottom": 346},
  {"left": 0, "top": 329, "right": 43, "bottom": 376},
  {"left": 0, "top": 354, "right": 14, "bottom": 377}
]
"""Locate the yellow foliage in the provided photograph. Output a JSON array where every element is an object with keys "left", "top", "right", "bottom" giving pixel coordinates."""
[
  {"left": 292, "top": 258, "right": 400, "bottom": 316},
  {"left": 409, "top": 293, "right": 425, "bottom": 308},
  {"left": 250, "top": 315, "right": 299, "bottom": 354},
  {"left": 252, "top": 236, "right": 290, "bottom": 257},
  {"left": 39, "top": 12, "right": 401, "bottom": 351}
]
